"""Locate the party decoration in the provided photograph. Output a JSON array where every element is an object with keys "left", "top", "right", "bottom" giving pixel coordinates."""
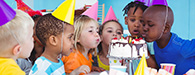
[
  {"left": 134, "top": 54, "right": 148, "bottom": 75},
  {"left": 135, "top": 0, "right": 150, "bottom": 6},
  {"left": 82, "top": 1, "right": 98, "bottom": 20},
  {"left": 150, "top": 0, "right": 168, "bottom": 6},
  {"left": 103, "top": 6, "right": 117, "bottom": 24},
  {"left": 0, "top": 0, "right": 16, "bottom": 26},
  {"left": 52, "top": 0, "right": 75, "bottom": 25},
  {"left": 15, "top": 0, "right": 42, "bottom": 16}
]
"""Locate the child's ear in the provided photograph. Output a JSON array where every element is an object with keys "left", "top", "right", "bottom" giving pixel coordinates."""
[
  {"left": 13, "top": 44, "right": 21, "bottom": 56},
  {"left": 49, "top": 35, "right": 58, "bottom": 46},
  {"left": 164, "top": 23, "right": 171, "bottom": 33},
  {"left": 125, "top": 16, "right": 128, "bottom": 25}
]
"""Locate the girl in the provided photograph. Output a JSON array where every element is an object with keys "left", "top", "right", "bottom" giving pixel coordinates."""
[
  {"left": 61, "top": 15, "right": 101, "bottom": 75},
  {"left": 93, "top": 20, "right": 123, "bottom": 71}
]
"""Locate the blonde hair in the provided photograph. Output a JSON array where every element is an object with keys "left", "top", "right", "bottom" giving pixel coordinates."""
[
  {"left": 0, "top": 10, "right": 34, "bottom": 51},
  {"left": 74, "top": 15, "right": 98, "bottom": 55}
]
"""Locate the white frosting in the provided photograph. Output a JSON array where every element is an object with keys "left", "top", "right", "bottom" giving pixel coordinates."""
[
  {"left": 132, "top": 39, "right": 146, "bottom": 44},
  {"left": 109, "top": 38, "right": 148, "bottom": 58}
]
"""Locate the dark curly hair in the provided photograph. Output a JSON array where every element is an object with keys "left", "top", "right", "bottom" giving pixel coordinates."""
[
  {"left": 122, "top": 1, "right": 148, "bottom": 16},
  {"left": 36, "top": 13, "right": 71, "bottom": 46}
]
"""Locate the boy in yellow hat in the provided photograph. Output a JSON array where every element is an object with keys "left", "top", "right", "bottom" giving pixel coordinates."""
[{"left": 29, "top": 0, "right": 90, "bottom": 75}]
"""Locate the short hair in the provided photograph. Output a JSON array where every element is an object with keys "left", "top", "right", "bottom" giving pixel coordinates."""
[
  {"left": 36, "top": 13, "right": 71, "bottom": 46},
  {"left": 0, "top": 10, "right": 34, "bottom": 51},
  {"left": 74, "top": 15, "right": 98, "bottom": 54},
  {"left": 123, "top": 1, "right": 148, "bottom": 16}
]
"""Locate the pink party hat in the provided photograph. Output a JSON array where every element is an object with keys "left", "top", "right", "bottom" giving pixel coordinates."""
[
  {"left": 150, "top": 0, "right": 168, "bottom": 6},
  {"left": 0, "top": 0, "right": 16, "bottom": 26},
  {"left": 103, "top": 6, "right": 117, "bottom": 24},
  {"left": 82, "top": 1, "right": 98, "bottom": 20},
  {"left": 135, "top": 0, "right": 150, "bottom": 6}
]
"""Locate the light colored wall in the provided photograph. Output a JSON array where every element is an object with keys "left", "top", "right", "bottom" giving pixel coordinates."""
[
  {"left": 99, "top": 0, "right": 195, "bottom": 39},
  {"left": 5, "top": 0, "right": 195, "bottom": 39}
]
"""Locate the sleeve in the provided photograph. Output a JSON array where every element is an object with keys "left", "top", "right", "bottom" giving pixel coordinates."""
[
  {"left": 63, "top": 54, "right": 81, "bottom": 74},
  {"left": 180, "top": 39, "right": 195, "bottom": 58}
]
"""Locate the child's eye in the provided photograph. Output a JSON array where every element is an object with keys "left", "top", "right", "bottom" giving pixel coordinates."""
[
  {"left": 130, "top": 19, "right": 135, "bottom": 22},
  {"left": 117, "top": 32, "right": 122, "bottom": 35},
  {"left": 148, "top": 24, "right": 154, "bottom": 27},
  {"left": 89, "top": 30, "right": 92, "bottom": 32},
  {"left": 143, "top": 24, "right": 146, "bottom": 26},
  {"left": 107, "top": 30, "right": 112, "bottom": 33},
  {"left": 140, "top": 20, "right": 144, "bottom": 23}
]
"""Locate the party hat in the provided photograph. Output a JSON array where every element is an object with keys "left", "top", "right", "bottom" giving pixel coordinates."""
[
  {"left": 150, "top": 0, "right": 168, "bottom": 6},
  {"left": 52, "top": 0, "right": 75, "bottom": 25},
  {"left": 134, "top": 54, "right": 148, "bottom": 75},
  {"left": 82, "top": 1, "right": 98, "bottom": 20},
  {"left": 103, "top": 6, "right": 117, "bottom": 24},
  {"left": 15, "top": 0, "right": 42, "bottom": 17},
  {"left": 135, "top": 0, "right": 150, "bottom": 6},
  {"left": 0, "top": 0, "right": 16, "bottom": 26}
]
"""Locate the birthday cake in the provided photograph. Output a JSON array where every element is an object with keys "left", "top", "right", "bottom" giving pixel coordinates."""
[{"left": 108, "top": 37, "right": 148, "bottom": 58}]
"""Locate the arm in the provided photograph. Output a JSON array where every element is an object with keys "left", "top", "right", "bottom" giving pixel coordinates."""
[
  {"left": 146, "top": 50, "right": 158, "bottom": 69},
  {"left": 67, "top": 65, "right": 90, "bottom": 75}
]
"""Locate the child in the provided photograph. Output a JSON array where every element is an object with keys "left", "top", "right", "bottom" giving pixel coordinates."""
[
  {"left": 94, "top": 20, "right": 123, "bottom": 71},
  {"left": 0, "top": 8, "right": 34, "bottom": 75},
  {"left": 61, "top": 15, "right": 100, "bottom": 75},
  {"left": 29, "top": 13, "right": 75, "bottom": 75},
  {"left": 30, "top": 15, "right": 44, "bottom": 65},
  {"left": 122, "top": 1, "right": 157, "bottom": 72},
  {"left": 142, "top": 5, "right": 195, "bottom": 75},
  {"left": 16, "top": 15, "right": 43, "bottom": 75}
]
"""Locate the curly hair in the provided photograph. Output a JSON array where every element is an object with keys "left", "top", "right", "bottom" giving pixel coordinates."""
[
  {"left": 122, "top": 1, "right": 148, "bottom": 16},
  {"left": 36, "top": 13, "right": 71, "bottom": 46}
]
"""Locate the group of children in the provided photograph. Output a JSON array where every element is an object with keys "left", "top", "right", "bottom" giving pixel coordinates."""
[{"left": 0, "top": 0, "right": 195, "bottom": 75}]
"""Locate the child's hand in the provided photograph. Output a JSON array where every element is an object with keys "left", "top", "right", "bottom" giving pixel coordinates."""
[
  {"left": 91, "top": 66, "right": 105, "bottom": 72},
  {"left": 70, "top": 65, "right": 90, "bottom": 75}
]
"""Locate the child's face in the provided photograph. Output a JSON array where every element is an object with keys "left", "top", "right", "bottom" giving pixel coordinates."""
[
  {"left": 78, "top": 21, "right": 100, "bottom": 49},
  {"left": 61, "top": 25, "right": 74, "bottom": 56},
  {"left": 19, "top": 24, "right": 34, "bottom": 58},
  {"left": 101, "top": 21, "right": 123, "bottom": 45},
  {"left": 142, "top": 10, "right": 165, "bottom": 42},
  {"left": 125, "top": 7, "right": 144, "bottom": 38}
]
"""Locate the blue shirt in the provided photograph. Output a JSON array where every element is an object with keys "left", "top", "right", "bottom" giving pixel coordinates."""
[
  {"left": 154, "top": 33, "right": 195, "bottom": 75},
  {"left": 29, "top": 56, "right": 66, "bottom": 75}
]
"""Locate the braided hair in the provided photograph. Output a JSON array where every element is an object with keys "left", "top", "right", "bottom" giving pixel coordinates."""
[{"left": 123, "top": 1, "right": 148, "bottom": 16}]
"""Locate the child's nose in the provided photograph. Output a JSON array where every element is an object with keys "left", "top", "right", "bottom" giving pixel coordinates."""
[
  {"left": 143, "top": 24, "right": 149, "bottom": 32},
  {"left": 134, "top": 21, "right": 141, "bottom": 27},
  {"left": 94, "top": 32, "right": 99, "bottom": 37}
]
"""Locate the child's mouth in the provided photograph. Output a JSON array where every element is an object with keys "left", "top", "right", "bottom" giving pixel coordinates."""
[
  {"left": 133, "top": 30, "right": 139, "bottom": 34},
  {"left": 96, "top": 39, "right": 100, "bottom": 42}
]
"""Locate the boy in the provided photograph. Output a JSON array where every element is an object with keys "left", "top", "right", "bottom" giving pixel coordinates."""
[
  {"left": 142, "top": 5, "right": 195, "bottom": 75},
  {"left": 0, "top": 9, "right": 34, "bottom": 75},
  {"left": 123, "top": 1, "right": 157, "bottom": 72}
]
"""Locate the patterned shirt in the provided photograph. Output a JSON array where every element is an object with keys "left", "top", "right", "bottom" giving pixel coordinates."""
[{"left": 29, "top": 56, "right": 65, "bottom": 75}]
